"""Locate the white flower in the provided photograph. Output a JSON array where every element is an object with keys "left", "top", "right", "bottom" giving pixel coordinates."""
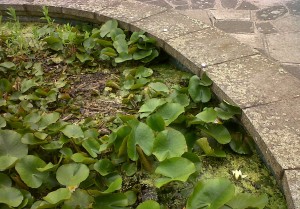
[{"left": 232, "top": 169, "right": 247, "bottom": 180}]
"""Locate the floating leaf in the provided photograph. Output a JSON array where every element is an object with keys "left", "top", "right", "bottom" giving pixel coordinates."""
[
  {"left": 62, "top": 189, "right": 93, "bottom": 209},
  {"left": 141, "top": 49, "right": 159, "bottom": 63},
  {"left": 82, "top": 138, "right": 101, "bottom": 158},
  {"left": 127, "top": 120, "right": 155, "bottom": 161},
  {"left": 0, "top": 116, "right": 6, "bottom": 128},
  {"left": 94, "top": 159, "right": 115, "bottom": 176},
  {"left": 83, "top": 37, "right": 95, "bottom": 50},
  {"left": 146, "top": 114, "right": 165, "bottom": 132},
  {"left": 115, "top": 52, "right": 132, "bottom": 63},
  {"left": 139, "top": 98, "right": 166, "bottom": 118},
  {"left": 201, "top": 124, "right": 231, "bottom": 144},
  {"left": 186, "top": 178, "right": 235, "bottom": 209},
  {"left": 44, "top": 36, "right": 63, "bottom": 51},
  {"left": 43, "top": 188, "right": 71, "bottom": 205},
  {"left": 38, "top": 112, "right": 60, "bottom": 130},
  {"left": 61, "top": 124, "right": 84, "bottom": 139},
  {"left": 0, "top": 78, "right": 12, "bottom": 93},
  {"left": 0, "top": 173, "right": 11, "bottom": 187},
  {"left": 153, "top": 128, "right": 187, "bottom": 161},
  {"left": 71, "top": 153, "right": 96, "bottom": 164},
  {"left": 21, "top": 79, "right": 37, "bottom": 93},
  {"left": 133, "top": 49, "right": 152, "bottom": 60},
  {"left": 137, "top": 200, "right": 160, "bottom": 209},
  {"left": 215, "top": 101, "right": 241, "bottom": 120},
  {"left": 110, "top": 28, "right": 125, "bottom": 41},
  {"left": 148, "top": 82, "right": 169, "bottom": 94},
  {"left": 0, "top": 61, "right": 16, "bottom": 70},
  {"left": 195, "top": 107, "right": 218, "bottom": 123},
  {"left": 102, "top": 174, "right": 122, "bottom": 193},
  {"left": 168, "top": 91, "right": 190, "bottom": 107},
  {"left": 196, "top": 137, "right": 226, "bottom": 157},
  {"left": 76, "top": 53, "right": 93, "bottom": 63},
  {"left": 122, "top": 162, "right": 137, "bottom": 176},
  {"left": 156, "top": 103, "right": 185, "bottom": 126},
  {"left": 221, "top": 193, "right": 268, "bottom": 209},
  {"left": 128, "top": 31, "right": 145, "bottom": 45},
  {"left": 56, "top": 163, "right": 89, "bottom": 186},
  {"left": 155, "top": 157, "right": 196, "bottom": 188},
  {"left": 15, "top": 155, "right": 48, "bottom": 188},
  {"left": 188, "top": 75, "right": 211, "bottom": 103},
  {"left": 94, "top": 193, "right": 129, "bottom": 209},
  {"left": 135, "top": 66, "right": 153, "bottom": 78},
  {"left": 229, "top": 133, "right": 252, "bottom": 155},
  {"left": 101, "top": 47, "right": 117, "bottom": 57},
  {"left": 113, "top": 34, "right": 128, "bottom": 54},
  {"left": 0, "top": 130, "right": 28, "bottom": 171},
  {"left": 0, "top": 186, "right": 23, "bottom": 207},
  {"left": 100, "top": 20, "right": 118, "bottom": 38}
]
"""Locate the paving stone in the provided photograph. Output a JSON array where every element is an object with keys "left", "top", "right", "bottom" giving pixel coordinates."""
[
  {"left": 205, "top": 54, "right": 300, "bottom": 108},
  {"left": 221, "top": 0, "right": 238, "bottom": 9},
  {"left": 0, "top": 0, "right": 27, "bottom": 13},
  {"left": 210, "top": 9, "right": 251, "bottom": 21},
  {"left": 230, "top": 33, "right": 264, "bottom": 50},
  {"left": 242, "top": 97, "right": 300, "bottom": 180},
  {"left": 256, "top": 22, "right": 278, "bottom": 34},
  {"left": 191, "top": 0, "right": 215, "bottom": 9},
  {"left": 166, "top": 0, "right": 188, "bottom": 6},
  {"left": 237, "top": 1, "right": 258, "bottom": 10},
  {"left": 282, "top": 63, "right": 300, "bottom": 80},
  {"left": 256, "top": 5, "right": 288, "bottom": 21},
  {"left": 164, "top": 27, "right": 255, "bottom": 75},
  {"left": 273, "top": 15, "right": 300, "bottom": 32},
  {"left": 142, "top": 0, "right": 173, "bottom": 8},
  {"left": 283, "top": 170, "right": 300, "bottom": 209},
  {"left": 131, "top": 10, "right": 208, "bottom": 46},
  {"left": 178, "top": 9, "right": 212, "bottom": 25},
  {"left": 95, "top": 1, "right": 166, "bottom": 29},
  {"left": 214, "top": 20, "right": 254, "bottom": 33},
  {"left": 174, "top": 4, "right": 190, "bottom": 10},
  {"left": 267, "top": 32, "right": 300, "bottom": 63},
  {"left": 286, "top": 0, "right": 300, "bottom": 16}
]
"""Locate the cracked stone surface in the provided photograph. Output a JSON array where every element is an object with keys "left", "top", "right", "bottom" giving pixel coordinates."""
[
  {"left": 205, "top": 54, "right": 300, "bottom": 108},
  {"left": 242, "top": 96, "right": 300, "bottom": 179},
  {"left": 256, "top": 22, "right": 278, "bottom": 34},
  {"left": 273, "top": 15, "right": 300, "bottom": 32},
  {"left": 221, "top": 0, "right": 238, "bottom": 9},
  {"left": 283, "top": 170, "right": 300, "bottom": 209},
  {"left": 256, "top": 5, "right": 288, "bottom": 21},
  {"left": 286, "top": 0, "right": 300, "bottom": 15},
  {"left": 214, "top": 20, "right": 254, "bottom": 33},
  {"left": 191, "top": 0, "right": 215, "bottom": 9},
  {"left": 237, "top": 1, "right": 258, "bottom": 10}
]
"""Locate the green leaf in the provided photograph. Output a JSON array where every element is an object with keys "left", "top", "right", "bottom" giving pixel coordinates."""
[
  {"left": 222, "top": 193, "right": 268, "bottom": 209},
  {"left": 127, "top": 120, "right": 155, "bottom": 161},
  {"left": 215, "top": 101, "right": 241, "bottom": 120},
  {"left": 128, "top": 31, "right": 145, "bottom": 45},
  {"left": 139, "top": 98, "right": 166, "bottom": 118},
  {"left": 0, "top": 116, "right": 6, "bottom": 128},
  {"left": 137, "top": 200, "right": 160, "bottom": 209},
  {"left": 115, "top": 52, "right": 132, "bottom": 63},
  {"left": 21, "top": 79, "right": 37, "bottom": 93},
  {"left": 122, "top": 162, "right": 137, "bottom": 176},
  {"left": 135, "top": 66, "right": 153, "bottom": 78},
  {"left": 141, "top": 49, "right": 159, "bottom": 63},
  {"left": 102, "top": 174, "right": 122, "bottom": 193},
  {"left": 153, "top": 128, "right": 187, "bottom": 161},
  {"left": 133, "top": 50, "right": 152, "bottom": 60},
  {"left": 156, "top": 103, "right": 185, "bottom": 126},
  {"left": 196, "top": 137, "right": 226, "bottom": 157},
  {"left": 38, "top": 112, "right": 60, "bottom": 130},
  {"left": 146, "top": 114, "right": 165, "bottom": 132},
  {"left": 76, "top": 53, "right": 93, "bottom": 63},
  {"left": 168, "top": 91, "right": 190, "bottom": 107},
  {"left": 94, "top": 159, "right": 115, "bottom": 176},
  {"left": 229, "top": 133, "right": 252, "bottom": 155},
  {"left": 44, "top": 36, "right": 63, "bottom": 51},
  {"left": 199, "top": 73, "right": 213, "bottom": 86},
  {"left": 100, "top": 20, "right": 118, "bottom": 38},
  {"left": 71, "top": 153, "right": 96, "bottom": 164},
  {"left": 94, "top": 193, "right": 129, "bottom": 209},
  {"left": 61, "top": 124, "right": 84, "bottom": 139},
  {"left": 155, "top": 157, "right": 196, "bottom": 188},
  {"left": 101, "top": 47, "right": 117, "bottom": 57},
  {"left": 148, "top": 82, "right": 169, "bottom": 94},
  {"left": 56, "top": 163, "right": 89, "bottom": 186},
  {"left": 186, "top": 178, "right": 235, "bottom": 209},
  {"left": 195, "top": 107, "right": 218, "bottom": 123},
  {"left": 62, "top": 189, "right": 93, "bottom": 209},
  {"left": 200, "top": 124, "right": 231, "bottom": 144},
  {"left": 15, "top": 155, "right": 49, "bottom": 188},
  {"left": 0, "top": 130, "right": 28, "bottom": 171},
  {"left": 82, "top": 138, "right": 101, "bottom": 158},
  {"left": 43, "top": 188, "right": 72, "bottom": 205},
  {"left": 0, "top": 79, "right": 12, "bottom": 93},
  {"left": 188, "top": 75, "right": 211, "bottom": 103},
  {"left": 0, "top": 173, "right": 11, "bottom": 187},
  {"left": 0, "top": 186, "right": 23, "bottom": 207},
  {"left": 110, "top": 28, "right": 125, "bottom": 41},
  {"left": 0, "top": 61, "right": 16, "bottom": 69},
  {"left": 83, "top": 37, "right": 95, "bottom": 50},
  {"left": 113, "top": 34, "right": 128, "bottom": 54}
]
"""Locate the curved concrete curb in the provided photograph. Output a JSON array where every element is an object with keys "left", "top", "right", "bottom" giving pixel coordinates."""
[{"left": 1, "top": 0, "right": 299, "bottom": 208}]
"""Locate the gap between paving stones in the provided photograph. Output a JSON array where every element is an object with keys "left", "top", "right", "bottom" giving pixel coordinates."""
[{"left": 0, "top": 0, "right": 299, "bottom": 208}]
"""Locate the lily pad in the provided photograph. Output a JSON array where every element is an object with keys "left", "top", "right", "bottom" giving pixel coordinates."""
[
  {"left": 0, "top": 186, "right": 23, "bottom": 207},
  {"left": 221, "top": 193, "right": 268, "bottom": 209},
  {"left": 56, "top": 163, "right": 89, "bottom": 186},
  {"left": 43, "top": 188, "right": 72, "bottom": 205},
  {"left": 61, "top": 124, "right": 84, "bottom": 139},
  {"left": 156, "top": 103, "right": 185, "bottom": 126},
  {"left": 137, "top": 200, "right": 160, "bottom": 209}
]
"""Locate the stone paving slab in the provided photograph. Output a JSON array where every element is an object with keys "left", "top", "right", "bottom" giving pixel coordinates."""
[
  {"left": 283, "top": 170, "right": 300, "bottom": 209},
  {"left": 273, "top": 15, "right": 300, "bottom": 33},
  {"left": 214, "top": 20, "right": 254, "bottom": 33},
  {"left": 210, "top": 9, "right": 251, "bottom": 21},
  {"left": 164, "top": 27, "right": 256, "bottom": 75},
  {"left": 131, "top": 10, "right": 208, "bottom": 47},
  {"left": 205, "top": 54, "right": 300, "bottom": 108},
  {"left": 242, "top": 97, "right": 300, "bottom": 180}
]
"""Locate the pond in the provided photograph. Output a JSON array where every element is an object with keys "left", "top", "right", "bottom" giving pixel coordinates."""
[{"left": 0, "top": 8, "right": 287, "bottom": 209}]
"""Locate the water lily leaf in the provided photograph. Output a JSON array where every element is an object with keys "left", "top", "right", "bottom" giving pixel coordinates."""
[
  {"left": 155, "top": 157, "right": 196, "bottom": 188},
  {"left": 186, "top": 178, "right": 235, "bottom": 209},
  {"left": 44, "top": 36, "right": 63, "bottom": 51},
  {"left": 168, "top": 91, "right": 190, "bottom": 107},
  {"left": 110, "top": 28, "right": 125, "bottom": 41},
  {"left": 62, "top": 189, "right": 93, "bottom": 209},
  {"left": 113, "top": 34, "right": 128, "bottom": 54},
  {"left": 199, "top": 73, "right": 213, "bottom": 86},
  {"left": 34, "top": 132, "right": 48, "bottom": 140},
  {"left": 71, "top": 153, "right": 96, "bottom": 164},
  {"left": 100, "top": 20, "right": 118, "bottom": 38},
  {"left": 139, "top": 98, "right": 166, "bottom": 118},
  {"left": 148, "top": 82, "right": 169, "bottom": 94},
  {"left": 21, "top": 133, "right": 45, "bottom": 145},
  {"left": 93, "top": 193, "right": 129, "bottom": 209},
  {"left": 196, "top": 107, "right": 218, "bottom": 123},
  {"left": 146, "top": 114, "right": 165, "bottom": 132},
  {"left": 133, "top": 49, "right": 152, "bottom": 60},
  {"left": 215, "top": 101, "right": 241, "bottom": 120},
  {"left": 128, "top": 31, "right": 145, "bottom": 45},
  {"left": 121, "top": 162, "right": 137, "bottom": 176},
  {"left": 82, "top": 138, "right": 101, "bottom": 158},
  {"left": 21, "top": 79, "right": 37, "bottom": 93},
  {"left": 43, "top": 188, "right": 71, "bottom": 205},
  {"left": 135, "top": 66, "right": 153, "bottom": 78},
  {"left": 137, "top": 200, "right": 160, "bottom": 209},
  {"left": 76, "top": 53, "right": 93, "bottom": 63},
  {"left": 153, "top": 128, "right": 187, "bottom": 161},
  {"left": 0, "top": 98, "right": 6, "bottom": 107},
  {"left": 61, "top": 124, "right": 84, "bottom": 139},
  {"left": 37, "top": 112, "right": 60, "bottom": 130},
  {"left": 101, "top": 47, "right": 117, "bottom": 57},
  {"left": 188, "top": 75, "right": 211, "bottom": 103},
  {"left": 141, "top": 49, "right": 159, "bottom": 63},
  {"left": 0, "top": 116, "right": 6, "bottom": 128},
  {"left": 56, "top": 163, "right": 89, "bottom": 186},
  {"left": 15, "top": 155, "right": 49, "bottom": 188},
  {"left": 115, "top": 52, "right": 132, "bottom": 63},
  {"left": 0, "top": 130, "right": 28, "bottom": 171},
  {"left": 127, "top": 120, "right": 155, "bottom": 161},
  {"left": 94, "top": 159, "right": 115, "bottom": 176},
  {"left": 37, "top": 162, "right": 57, "bottom": 172},
  {"left": 221, "top": 193, "right": 268, "bottom": 209},
  {"left": 102, "top": 174, "right": 122, "bottom": 193},
  {"left": 32, "top": 62, "right": 43, "bottom": 76},
  {"left": 30, "top": 200, "right": 54, "bottom": 209},
  {"left": 201, "top": 124, "right": 231, "bottom": 144},
  {"left": 196, "top": 137, "right": 226, "bottom": 157},
  {"left": 83, "top": 37, "right": 95, "bottom": 51},
  {"left": 229, "top": 133, "right": 252, "bottom": 155},
  {"left": 156, "top": 103, "right": 185, "bottom": 126},
  {"left": 0, "top": 186, "right": 23, "bottom": 207},
  {"left": 0, "top": 78, "right": 12, "bottom": 93},
  {"left": 0, "top": 61, "right": 16, "bottom": 70}
]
